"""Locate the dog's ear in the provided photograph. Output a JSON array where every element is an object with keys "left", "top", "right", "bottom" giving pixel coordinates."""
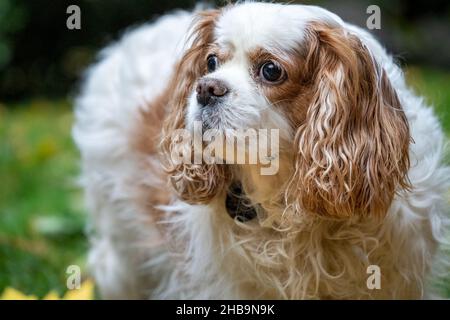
[
  {"left": 287, "top": 23, "right": 411, "bottom": 218},
  {"left": 160, "top": 10, "right": 229, "bottom": 204}
]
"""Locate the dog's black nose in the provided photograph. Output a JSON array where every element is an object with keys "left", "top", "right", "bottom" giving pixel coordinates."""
[{"left": 196, "top": 78, "right": 229, "bottom": 107}]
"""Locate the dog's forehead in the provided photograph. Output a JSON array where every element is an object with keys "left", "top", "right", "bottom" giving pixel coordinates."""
[{"left": 214, "top": 3, "right": 341, "bottom": 53}]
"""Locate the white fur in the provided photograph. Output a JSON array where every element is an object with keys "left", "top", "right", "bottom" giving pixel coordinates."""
[{"left": 73, "top": 3, "right": 450, "bottom": 299}]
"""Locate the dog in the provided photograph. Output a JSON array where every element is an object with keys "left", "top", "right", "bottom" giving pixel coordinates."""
[{"left": 73, "top": 2, "right": 450, "bottom": 299}]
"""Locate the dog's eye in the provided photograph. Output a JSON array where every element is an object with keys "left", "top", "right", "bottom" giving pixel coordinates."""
[
  {"left": 259, "top": 61, "right": 285, "bottom": 83},
  {"left": 207, "top": 54, "right": 218, "bottom": 73}
]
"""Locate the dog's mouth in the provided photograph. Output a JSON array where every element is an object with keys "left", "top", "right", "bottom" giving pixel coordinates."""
[
  {"left": 198, "top": 105, "right": 232, "bottom": 131},
  {"left": 225, "top": 181, "right": 259, "bottom": 222}
]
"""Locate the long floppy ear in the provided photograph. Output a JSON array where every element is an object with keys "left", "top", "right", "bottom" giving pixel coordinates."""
[
  {"left": 160, "top": 10, "right": 229, "bottom": 204},
  {"left": 288, "top": 23, "right": 411, "bottom": 218}
]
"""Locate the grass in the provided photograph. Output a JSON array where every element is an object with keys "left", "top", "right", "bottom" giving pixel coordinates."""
[
  {"left": 406, "top": 66, "right": 450, "bottom": 135},
  {"left": 0, "top": 99, "right": 87, "bottom": 298},
  {"left": 0, "top": 65, "right": 449, "bottom": 299}
]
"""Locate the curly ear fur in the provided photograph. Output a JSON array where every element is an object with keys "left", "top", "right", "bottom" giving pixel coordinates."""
[
  {"left": 160, "top": 10, "right": 230, "bottom": 204},
  {"left": 287, "top": 23, "right": 411, "bottom": 218}
]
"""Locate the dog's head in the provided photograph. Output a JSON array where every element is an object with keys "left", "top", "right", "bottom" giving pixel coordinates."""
[{"left": 161, "top": 3, "right": 410, "bottom": 219}]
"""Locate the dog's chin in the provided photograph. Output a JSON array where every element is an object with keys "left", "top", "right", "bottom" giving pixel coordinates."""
[{"left": 197, "top": 106, "right": 232, "bottom": 131}]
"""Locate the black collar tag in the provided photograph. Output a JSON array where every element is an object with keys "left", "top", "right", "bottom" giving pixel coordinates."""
[{"left": 225, "top": 182, "right": 258, "bottom": 222}]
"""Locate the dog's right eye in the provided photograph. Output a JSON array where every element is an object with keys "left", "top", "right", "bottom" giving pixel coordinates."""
[{"left": 207, "top": 54, "right": 218, "bottom": 73}]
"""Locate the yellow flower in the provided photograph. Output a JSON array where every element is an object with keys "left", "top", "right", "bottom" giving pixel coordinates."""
[
  {"left": 63, "top": 280, "right": 94, "bottom": 300},
  {"left": 0, "top": 280, "right": 95, "bottom": 300},
  {"left": 1, "top": 288, "right": 37, "bottom": 300},
  {"left": 43, "top": 291, "right": 60, "bottom": 300}
]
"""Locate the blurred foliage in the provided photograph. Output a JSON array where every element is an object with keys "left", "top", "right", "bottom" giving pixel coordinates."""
[
  {"left": 0, "top": 0, "right": 26, "bottom": 70},
  {"left": 0, "top": 0, "right": 212, "bottom": 101},
  {"left": 407, "top": 66, "right": 450, "bottom": 134},
  {"left": 315, "top": 0, "right": 450, "bottom": 70},
  {"left": 0, "top": 99, "right": 87, "bottom": 298},
  {"left": 1, "top": 280, "right": 94, "bottom": 300}
]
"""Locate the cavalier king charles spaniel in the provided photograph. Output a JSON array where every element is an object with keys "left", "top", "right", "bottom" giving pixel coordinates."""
[{"left": 73, "top": 2, "right": 450, "bottom": 299}]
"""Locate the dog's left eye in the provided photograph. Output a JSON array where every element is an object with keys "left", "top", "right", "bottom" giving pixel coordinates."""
[
  {"left": 207, "top": 55, "right": 218, "bottom": 73},
  {"left": 259, "top": 61, "right": 285, "bottom": 84}
]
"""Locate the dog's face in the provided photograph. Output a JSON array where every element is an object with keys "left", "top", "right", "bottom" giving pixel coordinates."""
[
  {"left": 185, "top": 4, "right": 304, "bottom": 138},
  {"left": 162, "top": 3, "right": 411, "bottom": 219}
]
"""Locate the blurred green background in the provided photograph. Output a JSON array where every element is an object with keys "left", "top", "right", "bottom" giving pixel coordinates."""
[{"left": 0, "top": 0, "right": 449, "bottom": 298}]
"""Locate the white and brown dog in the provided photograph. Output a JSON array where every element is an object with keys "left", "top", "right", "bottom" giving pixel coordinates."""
[{"left": 73, "top": 2, "right": 450, "bottom": 299}]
